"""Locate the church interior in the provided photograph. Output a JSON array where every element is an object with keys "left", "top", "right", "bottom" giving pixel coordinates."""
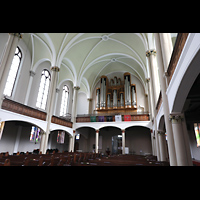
[{"left": 0, "top": 33, "right": 200, "bottom": 166}]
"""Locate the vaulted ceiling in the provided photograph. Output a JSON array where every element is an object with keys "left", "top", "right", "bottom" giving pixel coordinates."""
[{"left": 22, "top": 33, "right": 177, "bottom": 97}]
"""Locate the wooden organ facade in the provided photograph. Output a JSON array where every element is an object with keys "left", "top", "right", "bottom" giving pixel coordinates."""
[{"left": 96, "top": 73, "right": 137, "bottom": 112}]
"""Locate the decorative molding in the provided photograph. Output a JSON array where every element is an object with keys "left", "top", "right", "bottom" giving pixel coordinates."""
[
  {"left": 74, "top": 86, "right": 80, "bottom": 90},
  {"left": 146, "top": 49, "right": 157, "bottom": 57},
  {"left": 29, "top": 70, "right": 36, "bottom": 77},
  {"left": 169, "top": 114, "right": 184, "bottom": 123},
  {"left": 146, "top": 78, "right": 150, "bottom": 83},
  {"left": 9, "top": 33, "right": 22, "bottom": 39},
  {"left": 50, "top": 66, "right": 60, "bottom": 72}
]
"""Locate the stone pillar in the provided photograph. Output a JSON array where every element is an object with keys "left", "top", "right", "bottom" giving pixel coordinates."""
[
  {"left": 0, "top": 33, "right": 22, "bottom": 105},
  {"left": 121, "top": 129, "right": 125, "bottom": 154},
  {"left": 169, "top": 113, "right": 192, "bottom": 166},
  {"left": 71, "top": 86, "right": 80, "bottom": 124},
  {"left": 158, "top": 130, "right": 167, "bottom": 161},
  {"left": 146, "top": 49, "right": 160, "bottom": 104},
  {"left": 95, "top": 130, "right": 99, "bottom": 153},
  {"left": 41, "top": 66, "right": 59, "bottom": 154},
  {"left": 68, "top": 135, "right": 73, "bottom": 152},
  {"left": 146, "top": 51, "right": 160, "bottom": 161},
  {"left": 154, "top": 33, "right": 177, "bottom": 166},
  {"left": 71, "top": 130, "right": 76, "bottom": 152},
  {"left": 24, "top": 70, "right": 36, "bottom": 105},
  {"left": 87, "top": 98, "right": 93, "bottom": 114}
]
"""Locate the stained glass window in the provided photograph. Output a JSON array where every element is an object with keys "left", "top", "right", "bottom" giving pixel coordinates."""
[
  {"left": 3, "top": 46, "right": 22, "bottom": 97},
  {"left": 30, "top": 126, "right": 40, "bottom": 143},
  {"left": 60, "top": 85, "right": 69, "bottom": 116},
  {"left": 36, "top": 69, "right": 51, "bottom": 110}
]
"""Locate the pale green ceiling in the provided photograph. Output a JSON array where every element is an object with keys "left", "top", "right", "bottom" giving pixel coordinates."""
[{"left": 21, "top": 33, "right": 177, "bottom": 97}]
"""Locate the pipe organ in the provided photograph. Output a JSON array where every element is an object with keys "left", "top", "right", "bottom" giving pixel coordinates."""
[{"left": 96, "top": 73, "right": 137, "bottom": 111}]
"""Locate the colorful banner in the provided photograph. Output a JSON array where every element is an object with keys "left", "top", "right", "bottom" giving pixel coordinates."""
[
  {"left": 115, "top": 115, "right": 122, "bottom": 122},
  {"left": 98, "top": 116, "right": 104, "bottom": 122},
  {"left": 124, "top": 115, "right": 131, "bottom": 121},
  {"left": 106, "top": 116, "right": 113, "bottom": 122},
  {"left": 57, "top": 131, "right": 65, "bottom": 144},
  {"left": 90, "top": 116, "right": 96, "bottom": 122}
]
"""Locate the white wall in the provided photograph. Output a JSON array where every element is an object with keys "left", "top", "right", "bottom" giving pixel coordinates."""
[{"left": 76, "top": 92, "right": 88, "bottom": 115}]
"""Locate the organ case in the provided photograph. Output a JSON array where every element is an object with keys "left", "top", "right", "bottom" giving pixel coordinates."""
[{"left": 95, "top": 73, "right": 137, "bottom": 111}]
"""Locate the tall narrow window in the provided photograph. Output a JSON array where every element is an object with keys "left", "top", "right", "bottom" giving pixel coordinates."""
[
  {"left": 36, "top": 69, "right": 51, "bottom": 110},
  {"left": 60, "top": 85, "right": 69, "bottom": 116},
  {"left": 3, "top": 46, "right": 22, "bottom": 97}
]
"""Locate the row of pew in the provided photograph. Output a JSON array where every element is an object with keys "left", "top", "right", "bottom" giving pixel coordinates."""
[{"left": 0, "top": 151, "right": 170, "bottom": 166}]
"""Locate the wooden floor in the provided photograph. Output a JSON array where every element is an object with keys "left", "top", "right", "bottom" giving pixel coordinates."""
[{"left": 0, "top": 151, "right": 170, "bottom": 166}]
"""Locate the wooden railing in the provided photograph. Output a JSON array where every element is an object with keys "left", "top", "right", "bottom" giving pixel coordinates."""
[
  {"left": 76, "top": 112, "right": 150, "bottom": 122},
  {"left": 1, "top": 98, "right": 73, "bottom": 128},
  {"left": 167, "top": 33, "right": 189, "bottom": 84},
  {"left": 1, "top": 98, "right": 47, "bottom": 121},
  {"left": 51, "top": 115, "right": 72, "bottom": 128}
]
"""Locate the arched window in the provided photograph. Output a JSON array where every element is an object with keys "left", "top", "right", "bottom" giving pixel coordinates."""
[
  {"left": 60, "top": 85, "right": 69, "bottom": 116},
  {"left": 3, "top": 46, "right": 22, "bottom": 97},
  {"left": 36, "top": 69, "right": 51, "bottom": 110}
]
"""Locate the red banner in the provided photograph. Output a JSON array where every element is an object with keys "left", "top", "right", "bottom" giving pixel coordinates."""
[{"left": 124, "top": 115, "right": 131, "bottom": 121}]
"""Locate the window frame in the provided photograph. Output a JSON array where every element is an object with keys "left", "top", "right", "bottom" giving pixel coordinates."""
[
  {"left": 36, "top": 69, "right": 51, "bottom": 110},
  {"left": 3, "top": 46, "right": 22, "bottom": 97},
  {"left": 60, "top": 85, "right": 69, "bottom": 117}
]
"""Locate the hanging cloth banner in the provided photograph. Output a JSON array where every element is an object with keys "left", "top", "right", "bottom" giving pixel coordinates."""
[
  {"left": 90, "top": 116, "right": 96, "bottom": 122},
  {"left": 106, "top": 116, "right": 113, "bottom": 122},
  {"left": 57, "top": 131, "right": 65, "bottom": 144},
  {"left": 115, "top": 115, "right": 122, "bottom": 122},
  {"left": 98, "top": 116, "right": 104, "bottom": 122},
  {"left": 124, "top": 115, "right": 131, "bottom": 121}
]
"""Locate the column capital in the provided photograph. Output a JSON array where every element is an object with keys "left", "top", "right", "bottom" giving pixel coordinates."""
[
  {"left": 157, "top": 130, "right": 165, "bottom": 135},
  {"left": 121, "top": 129, "right": 125, "bottom": 133},
  {"left": 73, "top": 130, "right": 76, "bottom": 134},
  {"left": 56, "top": 88, "right": 60, "bottom": 93},
  {"left": 96, "top": 129, "right": 99, "bottom": 133},
  {"left": 29, "top": 70, "right": 36, "bottom": 77},
  {"left": 146, "top": 77, "right": 150, "bottom": 83},
  {"left": 146, "top": 49, "right": 157, "bottom": 57},
  {"left": 74, "top": 86, "right": 80, "bottom": 90},
  {"left": 51, "top": 66, "right": 60, "bottom": 72},
  {"left": 87, "top": 98, "right": 92, "bottom": 101},
  {"left": 9, "top": 33, "right": 23, "bottom": 39},
  {"left": 169, "top": 113, "right": 184, "bottom": 123}
]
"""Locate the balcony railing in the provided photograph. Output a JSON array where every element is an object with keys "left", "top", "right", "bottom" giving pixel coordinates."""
[{"left": 76, "top": 112, "right": 150, "bottom": 123}]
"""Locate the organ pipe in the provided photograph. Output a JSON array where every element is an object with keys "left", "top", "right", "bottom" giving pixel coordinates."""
[{"left": 97, "top": 73, "right": 136, "bottom": 111}]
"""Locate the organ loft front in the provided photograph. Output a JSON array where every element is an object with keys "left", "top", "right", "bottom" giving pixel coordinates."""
[{"left": 95, "top": 72, "right": 137, "bottom": 114}]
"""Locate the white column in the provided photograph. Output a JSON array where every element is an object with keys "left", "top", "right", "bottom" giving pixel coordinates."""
[
  {"left": 146, "top": 50, "right": 160, "bottom": 104},
  {"left": 71, "top": 130, "right": 76, "bottom": 152},
  {"left": 154, "top": 33, "right": 177, "bottom": 166},
  {"left": 53, "top": 88, "right": 60, "bottom": 115},
  {"left": 68, "top": 135, "right": 73, "bottom": 152},
  {"left": 158, "top": 130, "right": 167, "bottom": 161},
  {"left": 87, "top": 98, "right": 93, "bottom": 114},
  {"left": 159, "top": 33, "right": 173, "bottom": 72},
  {"left": 169, "top": 113, "right": 192, "bottom": 166},
  {"left": 122, "top": 129, "right": 125, "bottom": 154},
  {"left": 41, "top": 66, "right": 59, "bottom": 154},
  {"left": 24, "top": 70, "right": 36, "bottom": 105},
  {"left": 146, "top": 51, "right": 160, "bottom": 161},
  {"left": 95, "top": 130, "right": 99, "bottom": 153},
  {"left": 71, "top": 86, "right": 80, "bottom": 124},
  {"left": 13, "top": 125, "right": 22, "bottom": 153},
  {"left": 0, "top": 33, "right": 22, "bottom": 106}
]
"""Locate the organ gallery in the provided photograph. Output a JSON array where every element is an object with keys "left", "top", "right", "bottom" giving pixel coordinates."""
[{"left": 96, "top": 72, "right": 137, "bottom": 111}]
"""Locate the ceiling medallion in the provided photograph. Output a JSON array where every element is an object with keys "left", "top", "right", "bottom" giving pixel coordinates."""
[
  {"left": 102, "top": 35, "right": 109, "bottom": 41},
  {"left": 111, "top": 58, "right": 116, "bottom": 62}
]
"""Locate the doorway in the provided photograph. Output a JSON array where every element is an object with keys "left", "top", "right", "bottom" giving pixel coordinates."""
[{"left": 112, "top": 135, "right": 122, "bottom": 155}]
